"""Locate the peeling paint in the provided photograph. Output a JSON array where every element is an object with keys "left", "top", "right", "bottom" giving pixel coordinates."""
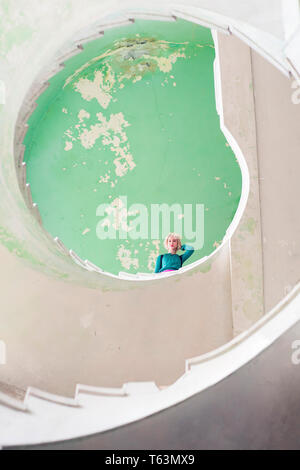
[
  {"left": 64, "top": 141, "right": 72, "bottom": 151},
  {"left": 117, "top": 244, "right": 139, "bottom": 270},
  {"left": 147, "top": 240, "right": 161, "bottom": 270},
  {"left": 74, "top": 68, "right": 115, "bottom": 109},
  {"left": 22, "top": 20, "right": 241, "bottom": 275}
]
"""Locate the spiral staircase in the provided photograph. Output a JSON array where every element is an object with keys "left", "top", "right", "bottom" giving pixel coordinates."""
[{"left": 1, "top": 0, "right": 300, "bottom": 449}]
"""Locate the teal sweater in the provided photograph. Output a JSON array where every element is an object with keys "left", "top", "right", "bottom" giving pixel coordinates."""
[{"left": 155, "top": 244, "right": 194, "bottom": 273}]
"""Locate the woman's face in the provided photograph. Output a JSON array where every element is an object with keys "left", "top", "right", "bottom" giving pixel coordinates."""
[{"left": 168, "top": 237, "right": 178, "bottom": 252}]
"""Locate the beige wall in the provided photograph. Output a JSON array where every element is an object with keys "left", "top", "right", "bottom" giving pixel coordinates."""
[
  {"left": 0, "top": 238, "right": 234, "bottom": 396},
  {"left": 251, "top": 50, "right": 300, "bottom": 312},
  {"left": 217, "top": 31, "right": 300, "bottom": 330},
  {"left": 217, "top": 33, "right": 265, "bottom": 336}
]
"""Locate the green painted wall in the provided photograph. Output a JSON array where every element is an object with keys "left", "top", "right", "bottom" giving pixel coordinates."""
[{"left": 24, "top": 19, "right": 242, "bottom": 275}]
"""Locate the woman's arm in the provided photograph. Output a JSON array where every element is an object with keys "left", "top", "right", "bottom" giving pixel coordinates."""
[
  {"left": 154, "top": 254, "right": 163, "bottom": 273},
  {"left": 180, "top": 244, "right": 194, "bottom": 264}
]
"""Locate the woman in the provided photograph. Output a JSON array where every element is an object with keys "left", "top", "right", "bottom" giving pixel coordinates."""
[{"left": 154, "top": 232, "right": 194, "bottom": 273}]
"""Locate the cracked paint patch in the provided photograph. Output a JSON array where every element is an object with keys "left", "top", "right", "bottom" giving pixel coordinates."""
[
  {"left": 22, "top": 20, "right": 242, "bottom": 275},
  {"left": 63, "top": 37, "right": 187, "bottom": 92},
  {"left": 61, "top": 36, "right": 188, "bottom": 189},
  {"left": 73, "top": 67, "right": 115, "bottom": 109},
  {"left": 117, "top": 244, "right": 139, "bottom": 270},
  {"left": 147, "top": 240, "right": 161, "bottom": 271},
  {"left": 78, "top": 109, "right": 90, "bottom": 122},
  {"left": 64, "top": 141, "right": 72, "bottom": 151},
  {"left": 64, "top": 111, "right": 134, "bottom": 181}
]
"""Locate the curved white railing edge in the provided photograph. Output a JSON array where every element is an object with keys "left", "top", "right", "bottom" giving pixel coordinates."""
[
  {"left": 1, "top": 280, "right": 300, "bottom": 447},
  {"left": 283, "top": 25, "right": 300, "bottom": 81},
  {"left": 171, "top": 3, "right": 297, "bottom": 77},
  {"left": 184, "top": 279, "right": 300, "bottom": 371},
  {"left": 0, "top": 391, "right": 28, "bottom": 412}
]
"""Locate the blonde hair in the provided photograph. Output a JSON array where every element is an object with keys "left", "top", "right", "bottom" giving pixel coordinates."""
[{"left": 164, "top": 232, "right": 182, "bottom": 251}]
